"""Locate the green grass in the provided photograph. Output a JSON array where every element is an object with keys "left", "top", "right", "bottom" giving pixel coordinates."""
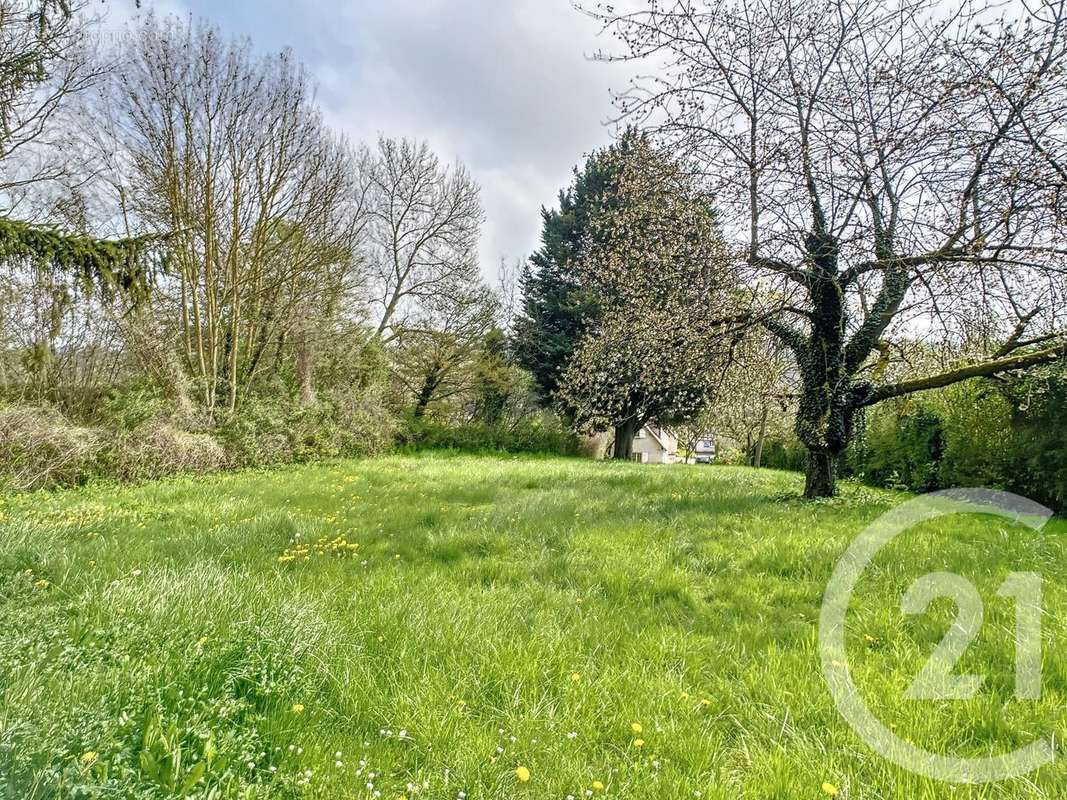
[{"left": 0, "top": 453, "right": 1064, "bottom": 799}]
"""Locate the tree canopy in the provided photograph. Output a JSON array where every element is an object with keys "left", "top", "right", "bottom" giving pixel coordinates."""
[
  {"left": 555, "top": 131, "right": 738, "bottom": 457},
  {"left": 511, "top": 136, "right": 635, "bottom": 406},
  {"left": 0, "top": 217, "right": 161, "bottom": 301}
]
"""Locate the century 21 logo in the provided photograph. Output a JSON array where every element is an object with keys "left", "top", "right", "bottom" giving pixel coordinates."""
[
  {"left": 901, "top": 570, "right": 1042, "bottom": 701},
  {"left": 819, "top": 489, "right": 1055, "bottom": 784}
]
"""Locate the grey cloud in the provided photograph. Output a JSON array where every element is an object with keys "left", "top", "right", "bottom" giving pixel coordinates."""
[{"left": 128, "top": 0, "right": 635, "bottom": 276}]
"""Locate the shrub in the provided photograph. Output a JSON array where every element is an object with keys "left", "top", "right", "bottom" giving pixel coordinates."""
[
  {"left": 326, "top": 385, "right": 397, "bottom": 457},
  {"left": 214, "top": 388, "right": 399, "bottom": 469},
  {"left": 213, "top": 397, "right": 294, "bottom": 468},
  {"left": 850, "top": 404, "right": 944, "bottom": 492},
  {"left": 399, "top": 418, "right": 580, "bottom": 456},
  {"left": 933, "top": 381, "right": 1014, "bottom": 490},
  {"left": 97, "top": 384, "right": 172, "bottom": 430},
  {"left": 1010, "top": 420, "right": 1067, "bottom": 512},
  {"left": 0, "top": 406, "right": 103, "bottom": 489},
  {"left": 113, "top": 419, "right": 227, "bottom": 481},
  {"left": 1001, "top": 364, "right": 1067, "bottom": 512},
  {"left": 0, "top": 380, "right": 403, "bottom": 491},
  {"left": 760, "top": 436, "right": 808, "bottom": 472},
  {"left": 842, "top": 375, "right": 1066, "bottom": 512},
  {"left": 713, "top": 443, "right": 747, "bottom": 466}
]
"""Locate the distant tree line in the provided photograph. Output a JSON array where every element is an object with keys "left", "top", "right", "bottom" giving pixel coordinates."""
[
  {"left": 3, "top": 0, "right": 1066, "bottom": 503},
  {"left": 0, "top": 3, "right": 558, "bottom": 488}
]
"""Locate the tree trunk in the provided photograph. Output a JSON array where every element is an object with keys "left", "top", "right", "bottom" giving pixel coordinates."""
[
  {"left": 753, "top": 405, "right": 768, "bottom": 468},
  {"left": 613, "top": 418, "right": 639, "bottom": 460},
  {"left": 804, "top": 449, "right": 837, "bottom": 498},
  {"left": 296, "top": 327, "right": 316, "bottom": 408},
  {"left": 412, "top": 368, "right": 441, "bottom": 419},
  {"left": 793, "top": 236, "right": 851, "bottom": 499}
]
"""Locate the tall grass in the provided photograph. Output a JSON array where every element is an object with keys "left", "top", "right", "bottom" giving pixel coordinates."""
[{"left": 0, "top": 455, "right": 1063, "bottom": 798}]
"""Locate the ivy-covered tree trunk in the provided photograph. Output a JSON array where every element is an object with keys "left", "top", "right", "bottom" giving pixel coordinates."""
[
  {"left": 796, "top": 393, "right": 853, "bottom": 498},
  {"left": 612, "top": 418, "right": 639, "bottom": 460},
  {"left": 792, "top": 232, "right": 855, "bottom": 498},
  {"left": 412, "top": 366, "right": 442, "bottom": 419},
  {"left": 804, "top": 449, "right": 838, "bottom": 498}
]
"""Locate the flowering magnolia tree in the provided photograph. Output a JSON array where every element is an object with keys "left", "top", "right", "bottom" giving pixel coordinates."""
[
  {"left": 557, "top": 132, "right": 739, "bottom": 458},
  {"left": 583, "top": 0, "right": 1067, "bottom": 495}
]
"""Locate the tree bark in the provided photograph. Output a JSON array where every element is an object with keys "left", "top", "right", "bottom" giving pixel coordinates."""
[
  {"left": 804, "top": 449, "right": 837, "bottom": 498},
  {"left": 613, "top": 418, "right": 639, "bottom": 460},
  {"left": 858, "top": 341, "right": 1067, "bottom": 407},
  {"left": 753, "top": 405, "right": 768, "bottom": 468},
  {"left": 295, "top": 326, "right": 316, "bottom": 408},
  {"left": 412, "top": 367, "right": 441, "bottom": 419},
  {"left": 791, "top": 234, "right": 852, "bottom": 498}
]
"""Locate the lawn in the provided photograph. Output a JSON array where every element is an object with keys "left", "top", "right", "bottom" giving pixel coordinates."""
[{"left": 0, "top": 454, "right": 1064, "bottom": 799}]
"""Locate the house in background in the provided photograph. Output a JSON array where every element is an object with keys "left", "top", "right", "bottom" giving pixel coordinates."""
[
  {"left": 630, "top": 424, "right": 680, "bottom": 464},
  {"left": 603, "top": 424, "right": 718, "bottom": 464},
  {"left": 689, "top": 435, "right": 717, "bottom": 464}
]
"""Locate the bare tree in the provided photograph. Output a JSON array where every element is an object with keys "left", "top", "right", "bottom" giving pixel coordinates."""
[
  {"left": 0, "top": 0, "right": 102, "bottom": 207},
  {"left": 585, "top": 0, "right": 1067, "bottom": 495},
  {"left": 89, "top": 15, "right": 367, "bottom": 413},
  {"left": 361, "top": 136, "right": 483, "bottom": 341},
  {"left": 392, "top": 275, "right": 498, "bottom": 419},
  {"left": 496, "top": 255, "right": 522, "bottom": 334}
]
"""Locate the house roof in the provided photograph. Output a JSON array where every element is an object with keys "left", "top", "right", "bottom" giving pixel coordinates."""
[{"left": 643, "top": 425, "right": 677, "bottom": 453}]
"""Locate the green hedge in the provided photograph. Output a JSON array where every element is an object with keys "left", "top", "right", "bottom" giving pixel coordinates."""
[
  {"left": 759, "top": 438, "right": 807, "bottom": 472},
  {"left": 757, "top": 370, "right": 1067, "bottom": 513},
  {"left": 399, "top": 418, "right": 580, "bottom": 456}
]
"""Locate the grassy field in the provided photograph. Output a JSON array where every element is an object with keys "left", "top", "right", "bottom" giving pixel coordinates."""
[{"left": 0, "top": 454, "right": 1064, "bottom": 799}]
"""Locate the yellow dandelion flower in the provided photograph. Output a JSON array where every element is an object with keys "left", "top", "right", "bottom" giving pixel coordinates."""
[
  {"left": 291, "top": 703, "right": 305, "bottom": 714},
  {"left": 679, "top": 691, "right": 690, "bottom": 700},
  {"left": 80, "top": 751, "right": 98, "bottom": 765},
  {"left": 34, "top": 579, "right": 50, "bottom": 589},
  {"left": 592, "top": 780, "right": 605, "bottom": 793},
  {"left": 633, "top": 738, "right": 645, "bottom": 748},
  {"left": 515, "top": 765, "right": 531, "bottom": 782},
  {"left": 821, "top": 783, "right": 838, "bottom": 797},
  {"left": 631, "top": 722, "right": 642, "bottom": 734},
  {"left": 196, "top": 636, "right": 209, "bottom": 647},
  {"left": 570, "top": 672, "right": 581, "bottom": 682}
]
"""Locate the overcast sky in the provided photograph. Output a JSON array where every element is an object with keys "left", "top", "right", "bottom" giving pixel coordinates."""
[{"left": 106, "top": 0, "right": 635, "bottom": 279}]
